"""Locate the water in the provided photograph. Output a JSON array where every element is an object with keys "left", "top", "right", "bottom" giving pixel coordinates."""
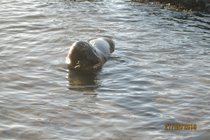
[{"left": 0, "top": 0, "right": 210, "bottom": 139}]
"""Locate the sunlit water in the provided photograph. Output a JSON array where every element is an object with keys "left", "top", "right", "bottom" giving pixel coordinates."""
[{"left": 0, "top": 0, "right": 210, "bottom": 139}]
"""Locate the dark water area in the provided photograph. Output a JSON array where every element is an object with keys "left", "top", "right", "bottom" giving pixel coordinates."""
[
  {"left": 0, "top": 0, "right": 210, "bottom": 139},
  {"left": 132, "top": 0, "right": 210, "bottom": 13}
]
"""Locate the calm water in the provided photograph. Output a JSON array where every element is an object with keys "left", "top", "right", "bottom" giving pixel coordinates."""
[{"left": 0, "top": 0, "right": 210, "bottom": 139}]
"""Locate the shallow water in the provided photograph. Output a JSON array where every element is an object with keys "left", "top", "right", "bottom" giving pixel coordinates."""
[{"left": 0, "top": 0, "right": 210, "bottom": 139}]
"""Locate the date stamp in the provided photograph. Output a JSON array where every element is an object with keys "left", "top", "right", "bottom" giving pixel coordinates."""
[{"left": 164, "top": 123, "right": 197, "bottom": 130}]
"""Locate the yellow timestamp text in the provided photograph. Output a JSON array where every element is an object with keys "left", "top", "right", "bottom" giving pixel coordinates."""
[{"left": 164, "top": 123, "right": 197, "bottom": 130}]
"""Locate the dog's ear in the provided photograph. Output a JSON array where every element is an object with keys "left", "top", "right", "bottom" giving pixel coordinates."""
[{"left": 103, "top": 38, "right": 115, "bottom": 53}]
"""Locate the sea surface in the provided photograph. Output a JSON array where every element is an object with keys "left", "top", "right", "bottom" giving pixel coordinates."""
[{"left": 0, "top": 0, "right": 210, "bottom": 140}]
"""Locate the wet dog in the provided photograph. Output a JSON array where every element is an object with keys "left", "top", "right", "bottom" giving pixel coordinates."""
[{"left": 66, "top": 37, "right": 115, "bottom": 72}]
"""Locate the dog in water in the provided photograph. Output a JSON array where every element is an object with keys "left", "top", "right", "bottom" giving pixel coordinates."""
[{"left": 66, "top": 37, "right": 115, "bottom": 72}]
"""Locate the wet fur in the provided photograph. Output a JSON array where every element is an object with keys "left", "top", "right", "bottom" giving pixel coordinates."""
[{"left": 66, "top": 37, "right": 115, "bottom": 72}]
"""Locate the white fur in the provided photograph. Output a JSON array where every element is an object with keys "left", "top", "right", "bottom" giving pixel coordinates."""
[{"left": 89, "top": 38, "right": 111, "bottom": 59}]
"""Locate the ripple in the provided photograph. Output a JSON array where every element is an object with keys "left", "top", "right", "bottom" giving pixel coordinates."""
[{"left": 0, "top": 0, "right": 209, "bottom": 139}]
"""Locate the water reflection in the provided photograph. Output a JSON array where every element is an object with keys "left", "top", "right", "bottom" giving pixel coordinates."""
[{"left": 68, "top": 70, "right": 99, "bottom": 92}]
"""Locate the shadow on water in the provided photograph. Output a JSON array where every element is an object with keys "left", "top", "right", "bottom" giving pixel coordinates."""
[
  {"left": 68, "top": 70, "right": 99, "bottom": 92},
  {"left": 162, "top": 10, "right": 210, "bottom": 31}
]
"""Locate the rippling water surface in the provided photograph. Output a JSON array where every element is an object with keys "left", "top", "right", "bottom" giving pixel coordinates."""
[{"left": 0, "top": 0, "right": 210, "bottom": 139}]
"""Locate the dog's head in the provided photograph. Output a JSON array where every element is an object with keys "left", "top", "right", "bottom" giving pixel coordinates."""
[{"left": 66, "top": 41, "right": 102, "bottom": 72}]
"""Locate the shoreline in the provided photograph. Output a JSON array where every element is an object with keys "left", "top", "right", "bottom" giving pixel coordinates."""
[{"left": 132, "top": 0, "right": 210, "bottom": 13}]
